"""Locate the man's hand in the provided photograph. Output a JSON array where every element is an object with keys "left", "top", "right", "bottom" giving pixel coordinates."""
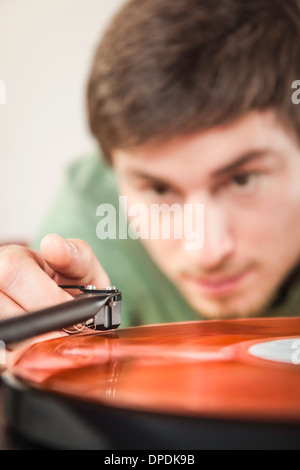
[{"left": 0, "top": 233, "right": 111, "bottom": 321}]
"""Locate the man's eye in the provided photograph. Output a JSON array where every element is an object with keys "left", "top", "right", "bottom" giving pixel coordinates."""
[
  {"left": 152, "top": 184, "right": 171, "bottom": 195},
  {"left": 233, "top": 173, "right": 252, "bottom": 185},
  {"left": 230, "top": 172, "right": 258, "bottom": 194}
]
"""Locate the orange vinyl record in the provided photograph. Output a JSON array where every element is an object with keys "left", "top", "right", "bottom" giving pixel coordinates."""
[{"left": 3, "top": 316, "right": 300, "bottom": 449}]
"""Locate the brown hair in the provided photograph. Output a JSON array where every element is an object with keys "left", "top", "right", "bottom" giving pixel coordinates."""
[{"left": 87, "top": 0, "right": 300, "bottom": 161}]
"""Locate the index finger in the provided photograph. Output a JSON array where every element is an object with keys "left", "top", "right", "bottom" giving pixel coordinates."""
[{"left": 40, "top": 235, "right": 111, "bottom": 288}]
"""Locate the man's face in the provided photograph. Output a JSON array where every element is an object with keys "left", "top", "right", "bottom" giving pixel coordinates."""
[{"left": 112, "top": 111, "right": 300, "bottom": 319}]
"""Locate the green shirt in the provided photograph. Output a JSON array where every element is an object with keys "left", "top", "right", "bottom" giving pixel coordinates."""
[{"left": 33, "top": 153, "right": 300, "bottom": 327}]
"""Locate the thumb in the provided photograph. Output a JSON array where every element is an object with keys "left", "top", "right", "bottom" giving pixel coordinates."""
[{"left": 40, "top": 233, "right": 111, "bottom": 288}]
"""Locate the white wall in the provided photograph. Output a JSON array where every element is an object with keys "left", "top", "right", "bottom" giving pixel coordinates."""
[{"left": 0, "top": 0, "right": 125, "bottom": 243}]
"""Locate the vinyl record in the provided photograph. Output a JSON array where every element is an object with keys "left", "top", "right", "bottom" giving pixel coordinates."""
[{"left": 3, "top": 317, "right": 300, "bottom": 449}]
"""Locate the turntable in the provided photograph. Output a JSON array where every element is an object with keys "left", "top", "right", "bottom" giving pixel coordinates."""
[{"left": 0, "top": 286, "right": 300, "bottom": 450}]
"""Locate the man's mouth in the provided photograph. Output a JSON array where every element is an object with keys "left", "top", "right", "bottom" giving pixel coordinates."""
[{"left": 182, "top": 268, "right": 253, "bottom": 297}]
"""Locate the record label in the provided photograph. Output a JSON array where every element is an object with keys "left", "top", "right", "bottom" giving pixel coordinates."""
[{"left": 249, "top": 338, "right": 300, "bottom": 365}]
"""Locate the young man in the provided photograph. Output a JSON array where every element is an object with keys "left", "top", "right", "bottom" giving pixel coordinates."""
[{"left": 0, "top": 0, "right": 300, "bottom": 328}]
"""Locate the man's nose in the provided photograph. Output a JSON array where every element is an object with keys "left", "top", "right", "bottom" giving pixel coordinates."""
[{"left": 185, "top": 196, "right": 236, "bottom": 270}]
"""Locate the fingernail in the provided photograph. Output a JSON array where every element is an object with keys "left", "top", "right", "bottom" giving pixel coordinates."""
[{"left": 66, "top": 240, "right": 77, "bottom": 254}]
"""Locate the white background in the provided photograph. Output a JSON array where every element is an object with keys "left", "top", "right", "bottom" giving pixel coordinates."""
[{"left": 0, "top": 0, "right": 125, "bottom": 244}]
